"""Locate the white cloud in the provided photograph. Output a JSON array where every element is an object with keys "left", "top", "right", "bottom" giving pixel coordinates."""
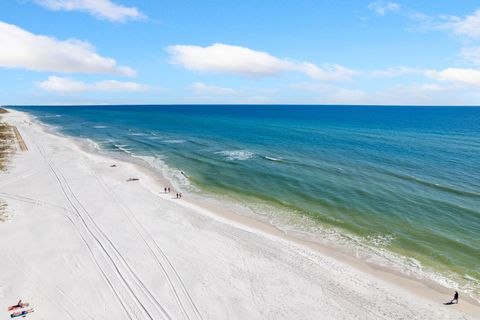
[
  {"left": 37, "top": 76, "right": 88, "bottom": 92},
  {"left": 413, "top": 83, "right": 445, "bottom": 92},
  {"left": 409, "top": 12, "right": 431, "bottom": 23},
  {"left": 34, "top": 0, "right": 144, "bottom": 22},
  {"left": 368, "top": 1, "right": 400, "bottom": 15},
  {"left": 189, "top": 82, "right": 277, "bottom": 103},
  {"left": 415, "top": 9, "right": 480, "bottom": 39},
  {"left": 0, "top": 21, "right": 135, "bottom": 75},
  {"left": 167, "top": 44, "right": 290, "bottom": 77},
  {"left": 191, "top": 82, "right": 239, "bottom": 95},
  {"left": 37, "top": 76, "right": 152, "bottom": 92},
  {"left": 442, "top": 9, "right": 480, "bottom": 39},
  {"left": 167, "top": 43, "right": 357, "bottom": 81},
  {"left": 300, "top": 63, "right": 359, "bottom": 81},
  {"left": 94, "top": 80, "right": 152, "bottom": 91},
  {"left": 461, "top": 46, "right": 480, "bottom": 65},
  {"left": 370, "top": 66, "right": 424, "bottom": 77},
  {"left": 426, "top": 68, "right": 480, "bottom": 86},
  {"left": 291, "top": 83, "right": 369, "bottom": 104},
  {"left": 291, "top": 81, "right": 479, "bottom": 105},
  {"left": 373, "top": 83, "right": 479, "bottom": 105}
]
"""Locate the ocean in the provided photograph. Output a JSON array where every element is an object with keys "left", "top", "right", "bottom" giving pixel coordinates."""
[{"left": 11, "top": 105, "right": 480, "bottom": 300}]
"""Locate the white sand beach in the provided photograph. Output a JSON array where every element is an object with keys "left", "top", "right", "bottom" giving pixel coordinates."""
[{"left": 0, "top": 109, "right": 479, "bottom": 320}]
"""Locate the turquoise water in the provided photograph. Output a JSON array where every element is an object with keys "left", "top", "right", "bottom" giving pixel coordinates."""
[{"left": 12, "top": 105, "right": 480, "bottom": 298}]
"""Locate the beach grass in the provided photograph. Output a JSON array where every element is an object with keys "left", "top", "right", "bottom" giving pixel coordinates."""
[
  {"left": 0, "top": 109, "right": 14, "bottom": 170},
  {"left": 0, "top": 109, "right": 14, "bottom": 220},
  {"left": 0, "top": 200, "right": 7, "bottom": 222},
  {"left": 0, "top": 121, "right": 14, "bottom": 171}
]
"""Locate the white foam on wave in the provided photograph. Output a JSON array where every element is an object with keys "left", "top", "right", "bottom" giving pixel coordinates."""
[
  {"left": 334, "top": 230, "right": 480, "bottom": 302},
  {"left": 85, "top": 139, "right": 101, "bottom": 151},
  {"left": 130, "top": 154, "right": 196, "bottom": 192},
  {"left": 366, "top": 233, "right": 396, "bottom": 247},
  {"left": 264, "top": 156, "right": 282, "bottom": 162},
  {"left": 30, "top": 116, "right": 64, "bottom": 134},
  {"left": 216, "top": 150, "right": 254, "bottom": 161},
  {"left": 114, "top": 144, "right": 132, "bottom": 154},
  {"left": 197, "top": 191, "right": 480, "bottom": 303},
  {"left": 43, "top": 114, "right": 62, "bottom": 118},
  {"left": 127, "top": 132, "right": 148, "bottom": 136},
  {"left": 93, "top": 125, "right": 108, "bottom": 129},
  {"left": 162, "top": 139, "right": 186, "bottom": 144}
]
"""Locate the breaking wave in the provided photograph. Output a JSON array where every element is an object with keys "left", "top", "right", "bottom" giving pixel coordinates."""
[
  {"left": 264, "top": 156, "right": 283, "bottom": 162},
  {"left": 216, "top": 150, "right": 254, "bottom": 161}
]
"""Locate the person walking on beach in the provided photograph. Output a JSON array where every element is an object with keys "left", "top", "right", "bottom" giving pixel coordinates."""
[
  {"left": 164, "top": 187, "right": 167, "bottom": 194},
  {"left": 168, "top": 187, "right": 171, "bottom": 193},
  {"left": 445, "top": 291, "right": 459, "bottom": 305},
  {"left": 452, "top": 291, "right": 459, "bottom": 304},
  {"left": 176, "top": 193, "right": 179, "bottom": 199}
]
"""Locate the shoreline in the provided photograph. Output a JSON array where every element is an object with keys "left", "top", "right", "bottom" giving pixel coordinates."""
[
  {"left": 62, "top": 110, "right": 480, "bottom": 307},
  {"left": 180, "top": 189, "right": 480, "bottom": 311},
  {"left": 11, "top": 109, "right": 480, "bottom": 309},
  {"left": 1, "top": 108, "right": 478, "bottom": 319}
]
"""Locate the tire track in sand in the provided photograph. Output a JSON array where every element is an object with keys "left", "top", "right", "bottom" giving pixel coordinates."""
[
  {"left": 26, "top": 127, "right": 172, "bottom": 320},
  {"left": 93, "top": 172, "right": 203, "bottom": 320}
]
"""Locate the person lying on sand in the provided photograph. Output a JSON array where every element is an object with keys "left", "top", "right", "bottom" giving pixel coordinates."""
[
  {"left": 7, "top": 300, "right": 29, "bottom": 311},
  {"left": 10, "top": 308, "right": 34, "bottom": 318}
]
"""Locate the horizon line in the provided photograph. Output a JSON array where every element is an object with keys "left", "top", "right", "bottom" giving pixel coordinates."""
[{"left": 3, "top": 104, "right": 480, "bottom": 108}]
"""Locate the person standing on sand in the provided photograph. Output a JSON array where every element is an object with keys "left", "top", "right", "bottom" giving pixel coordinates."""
[
  {"left": 168, "top": 187, "right": 171, "bottom": 193},
  {"left": 452, "top": 291, "right": 459, "bottom": 304},
  {"left": 164, "top": 187, "right": 167, "bottom": 193}
]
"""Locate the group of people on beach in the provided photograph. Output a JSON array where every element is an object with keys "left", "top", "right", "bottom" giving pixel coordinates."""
[
  {"left": 163, "top": 186, "right": 182, "bottom": 199},
  {"left": 7, "top": 300, "right": 34, "bottom": 318}
]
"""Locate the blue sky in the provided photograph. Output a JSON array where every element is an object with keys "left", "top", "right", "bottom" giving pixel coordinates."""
[{"left": 1, "top": 0, "right": 480, "bottom": 105}]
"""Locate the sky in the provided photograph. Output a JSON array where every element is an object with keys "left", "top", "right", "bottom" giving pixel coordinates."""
[{"left": 1, "top": 0, "right": 480, "bottom": 105}]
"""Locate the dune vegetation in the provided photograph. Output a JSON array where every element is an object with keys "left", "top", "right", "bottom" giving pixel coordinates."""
[
  {"left": 0, "top": 108, "right": 14, "bottom": 221},
  {"left": 0, "top": 113, "right": 14, "bottom": 171}
]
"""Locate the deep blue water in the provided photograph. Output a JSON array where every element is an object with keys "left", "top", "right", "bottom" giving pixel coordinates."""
[{"left": 10, "top": 105, "right": 480, "bottom": 299}]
